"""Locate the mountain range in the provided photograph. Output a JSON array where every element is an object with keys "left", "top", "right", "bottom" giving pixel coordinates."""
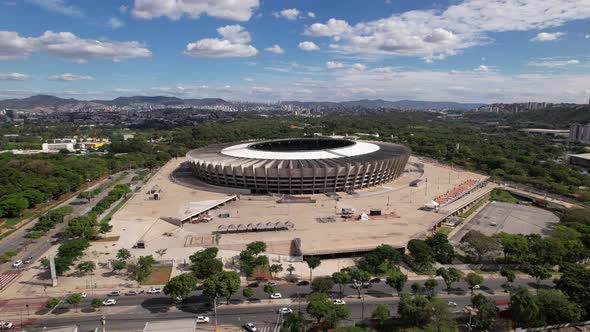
[{"left": 0, "top": 95, "right": 483, "bottom": 111}]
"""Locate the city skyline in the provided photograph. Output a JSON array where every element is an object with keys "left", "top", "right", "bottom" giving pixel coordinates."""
[{"left": 1, "top": 0, "right": 590, "bottom": 103}]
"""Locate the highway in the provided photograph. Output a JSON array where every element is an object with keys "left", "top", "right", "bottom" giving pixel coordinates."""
[{"left": 26, "top": 277, "right": 552, "bottom": 331}]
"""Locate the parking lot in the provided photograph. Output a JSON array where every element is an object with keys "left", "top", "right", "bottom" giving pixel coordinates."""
[{"left": 456, "top": 201, "right": 559, "bottom": 239}]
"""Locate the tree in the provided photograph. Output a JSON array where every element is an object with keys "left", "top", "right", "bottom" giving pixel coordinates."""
[
  {"left": 190, "top": 248, "right": 223, "bottom": 279},
  {"left": 164, "top": 273, "right": 197, "bottom": 301},
  {"left": 270, "top": 264, "right": 283, "bottom": 279},
  {"left": 411, "top": 282, "right": 423, "bottom": 295},
  {"left": 495, "top": 233, "right": 529, "bottom": 262},
  {"left": 425, "top": 233, "right": 455, "bottom": 264},
  {"left": 155, "top": 248, "right": 167, "bottom": 259},
  {"left": 305, "top": 257, "right": 321, "bottom": 281},
  {"left": 407, "top": 239, "right": 435, "bottom": 271},
  {"left": 461, "top": 230, "right": 501, "bottom": 262},
  {"left": 536, "top": 289, "right": 582, "bottom": 325},
  {"left": 283, "top": 312, "right": 305, "bottom": 332},
  {"left": 527, "top": 265, "right": 551, "bottom": 290},
  {"left": 555, "top": 263, "right": 590, "bottom": 317},
  {"left": 356, "top": 244, "right": 402, "bottom": 274},
  {"left": 0, "top": 196, "right": 29, "bottom": 218},
  {"left": 133, "top": 255, "right": 156, "bottom": 282},
  {"left": 202, "top": 271, "right": 241, "bottom": 304},
  {"left": 116, "top": 248, "right": 131, "bottom": 262},
  {"left": 372, "top": 304, "right": 390, "bottom": 327},
  {"left": 436, "top": 267, "right": 462, "bottom": 290},
  {"left": 465, "top": 272, "right": 484, "bottom": 295},
  {"left": 386, "top": 267, "right": 407, "bottom": 294},
  {"left": 264, "top": 284, "right": 277, "bottom": 297},
  {"left": 471, "top": 294, "right": 497, "bottom": 331},
  {"left": 91, "top": 298, "right": 103, "bottom": 309},
  {"left": 76, "top": 261, "right": 95, "bottom": 275},
  {"left": 311, "top": 276, "right": 335, "bottom": 294},
  {"left": 397, "top": 293, "right": 432, "bottom": 327},
  {"left": 111, "top": 260, "right": 126, "bottom": 274},
  {"left": 508, "top": 286, "right": 540, "bottom": 328},
  {"left": 349, "top": 269, "right": 371, "bottom": 299},
  {"left": 332, "top": 271, "right": 351, "bottom": 298},
  {"left": 287, "top": 264, "right": 295, "bottom": 276},
  {"left": 306, "top": 292, "right": 350, "bottom": 326},
  {"left": 243, "top": 287, "right": 254, "bottom": 300},
  {"left": 46, "top": 298, "right": 59, "bottom": 309},
  {"left": 424, "top": 278, "right": 438, "bottom": 298},
  {"left": 66, "top": 293, "right": 82, "bottom": 312},
  {"left": 500, "top": 268, "right": 516, "bottom": 289},
  {"left": 246, "top": 241, "right": 267, "bottom": 255}
]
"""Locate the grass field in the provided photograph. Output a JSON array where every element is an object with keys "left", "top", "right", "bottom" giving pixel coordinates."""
[{"left": 140, "top": 266, "right": 173, "bottom": 285}]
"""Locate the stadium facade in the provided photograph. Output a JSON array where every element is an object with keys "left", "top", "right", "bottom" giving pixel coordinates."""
[{"left": 186, "top": 138, "right": 410, "bottom": 194}]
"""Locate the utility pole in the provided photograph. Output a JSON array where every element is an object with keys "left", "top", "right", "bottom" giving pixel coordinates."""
[{"left": 214, "top": 296, "right": 218, "bottom": 332}]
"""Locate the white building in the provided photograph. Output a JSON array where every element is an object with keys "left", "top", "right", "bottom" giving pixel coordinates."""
[{"left": 42, "top": 142, "right": 75, "bottom": 152}]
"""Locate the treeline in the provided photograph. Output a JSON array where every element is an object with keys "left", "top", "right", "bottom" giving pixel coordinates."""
[
  {"left": 26, "top": 206, "right": 73, "bottom": 239},
  {"left": 0, "top": 152, "right": 163, "bottom": 219}
]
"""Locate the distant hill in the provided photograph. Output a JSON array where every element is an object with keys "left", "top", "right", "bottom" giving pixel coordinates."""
[
  {"left": 0, "top": 95, "right": 80, "bottom": 109},
  {"left": 282, "top": 99, "right": 483, "bottom": 110},
  {"left": 94, "top": 96, "right": 229, "bottom": 107}
]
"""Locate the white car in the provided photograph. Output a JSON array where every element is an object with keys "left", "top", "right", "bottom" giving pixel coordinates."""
[
  {"left": 270, "top": 293, "right": 282, "bottom": 299},
  {"left": 333, "top": 299, "right": 346, "bottom": 305},
  {"left": 79, "top": 292, "right": 87, "bottom": 298},
  {"left": 243, "top": 323, "right": 257, "bottom": 332},
  {"left": 196, "top": 316, "right": 210, "bottom": 324},
  {"left": 102, "top": 299, "right": 117, "bottom": 306},
  {"left": 471, "top": 285, "right": 481, "bottom": 290},
  {"left": 0, "top": 322, "right": 14, "bottom": 330},
  {"left": 278, "top": 307, "right": 293, "bottom": 314},
  {"left": 12, "top": 260, "right": 22, "bottom": 268},
  {"left": 267, "top": 281, "right": 278, "bottom": 286},
  {"left": 147, "top": 287, "right": 162, "bottom": 294},
  {"left": 448, "top": 301, "right": 457, "bottom": 307}
]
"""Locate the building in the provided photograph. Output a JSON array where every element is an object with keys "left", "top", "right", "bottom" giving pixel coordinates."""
[
  {"left": 569, "top": 123, "right": 590, "bottom": 143},
  {"left": 42, "top": 142, "right": 75, "bottom": 152},
  {"left": 186, "top": 137, "right": 410, "bottom": 194},
  {"left": 568, "top": 153, "right": 590, "bottom": 168},
  {"left": 520, "top": 128, "right": 569, "bottom": 137}
]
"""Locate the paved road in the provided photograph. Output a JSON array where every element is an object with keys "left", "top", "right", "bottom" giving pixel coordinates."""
[
  {"left": 25, "top": 277, "right": 551, "bottom": 331},
  {"left": 0, "top": 171, "right": 135, "bottom": 274}
]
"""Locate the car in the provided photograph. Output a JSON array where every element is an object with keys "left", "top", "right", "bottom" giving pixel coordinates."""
[
  {"left": 248, "top": 282, "right": 259, "bottom": 288},
  {"left": 79, "top": 292, "right": 87, "bottom": 298},
  {"left": 351, "top": 281, "right": 362, "bottom": 289},
  {"left": 270, "top": 293, "right": 282, "bottom": 299},
  {"left": 278, "top": 307, "right": 293, "bottom": 314},
  {"left": 196, "top": 316, "right": 210, "bottom": 324},
  {"left": 126, "top": 290, "right": 144, "bottom": 295},
  {"left": 243, "top": 323, "right": 257, "bottom": 332},
  {"left": 296, "top": 280, "right": 309, "bottom": 286},
  {"left": 23, "top": 256, "right": 33, "bottom": 264},
  {"left": 102, "top": 299, "right": 116, "bottom": 306},
  {"left": 107, "top": 290, "right": 121, "bottom": 297},
  {"left": 267, "top": 281, "right": 277, "bottom": 286},
  {"left": 333, "top": 299, "right": 346, "bottom": 305},
  {"left": 147, "top": 287, "right": 161, "bottom": 294},
  {"left": 0, "top": 322, "right": 14, "bottom": 330},
  {"left": 471, "top": 285, "right": 481, "bottom": 290},
  {"left": 12, "top": 260, "right": 22, "bottom": 268},
  {"left": 370, "top": 278, "right": 381, "bottom": 284},
  {"left": 448, "top": 301, "right": 457, "bottom": 307},
  {"left": 174, "top": 296, "right": 183, "bottom": 302}
]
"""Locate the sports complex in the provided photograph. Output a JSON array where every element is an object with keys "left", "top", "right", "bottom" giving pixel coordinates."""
[{"left": 108, "top": 137, "right": 493, "bottom": 261}]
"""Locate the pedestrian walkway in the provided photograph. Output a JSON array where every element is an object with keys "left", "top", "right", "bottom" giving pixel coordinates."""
[
  {"left": 0, "top": 271, "right": 21, "bottom": 290},
  {"left": 256, "top": 324, "right": 280, "bottom": 332}
]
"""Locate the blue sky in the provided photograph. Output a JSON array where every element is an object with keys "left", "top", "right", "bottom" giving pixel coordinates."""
[{"left": 0, "top": 0, "right": 589, "bottom": 103}]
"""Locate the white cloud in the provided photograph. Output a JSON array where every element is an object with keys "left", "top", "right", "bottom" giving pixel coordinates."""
[
  {"left": 352, "top": 63, "right": 366, "bottom": 71},
  {"left": 265, "top": 44, "right": 284, "bottom": 54},
  {"left": 586, "top": 34, "right": 590, "bottom": 39},
  {"left": 185, "top": 25, "right": 257, "bottom": 58},
  {"left": 26, "top": 0, "right": 82, "bottom": 17},
  {"left": 0, "top": 73, "right": 29, "bottom": 81},
  {"left": 108, "top": 17, "right": 125, "bottom": 29},
  {"left": 298, "top": 41, "right": 319, "bottom": 51},
  {"left": 326, "top": 61, "right": 345, "bottom": 69},
  {"left": 304, "top": 0, "right": 590, "bottom": 60},
  {"left": 273, "top": 8, "right": 300, "bottom": 20},
  {"left": 528, "top": 58, "right": 580, "bottom": 68},
  {"left": 118, "top": 5, "right": 128, "bottom": 13},
  {"left": 308, "top": 12, "right": 315, "bottom": 18},
  {"left": 531, "top": 31, "right": 564, "bottom": 42},
  {"left": 132, "top": 0, "right": 259, "bottom": 21},
  {"left": 0, "top": 30, "right": 152, "bottom": 62},
  {"left": 48, "top": 73, "right": 94, "bottom": 81},
  {"left": 474, "top": 65, "right": 490, "bottom": 72}
]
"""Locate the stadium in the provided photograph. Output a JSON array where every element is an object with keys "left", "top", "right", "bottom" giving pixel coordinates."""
[{"left": 185, "top": 138, "right": 411, "bottom": 194}]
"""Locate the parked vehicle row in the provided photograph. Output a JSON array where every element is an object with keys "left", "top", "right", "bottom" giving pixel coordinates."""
[{"left": 11, "top": 256, "right": 33, "bottom": 268}]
